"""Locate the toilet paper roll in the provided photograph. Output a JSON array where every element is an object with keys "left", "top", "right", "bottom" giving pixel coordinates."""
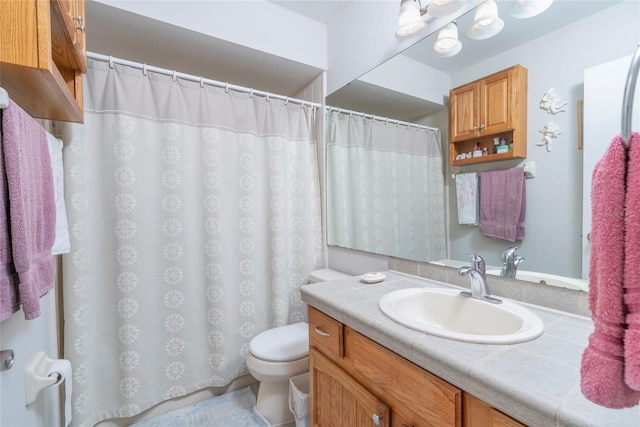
[{"left": 47, "top": 359, "right": 73, "bottom": 427}]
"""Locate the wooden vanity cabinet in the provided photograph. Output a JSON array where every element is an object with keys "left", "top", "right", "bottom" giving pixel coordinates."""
[
  {"left": 1, "top": 0, "right": 86, "bottom": 123},
  {"left": 308, "top": 307, "right": 527, "bottom": 427},
  {"left": 449, "top": 65, "right": 527, "bottom": 166}
]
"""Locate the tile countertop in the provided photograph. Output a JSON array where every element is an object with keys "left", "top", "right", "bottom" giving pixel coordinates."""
[{"left": 300, "top": 271, "right": 640, "bottom": 427}]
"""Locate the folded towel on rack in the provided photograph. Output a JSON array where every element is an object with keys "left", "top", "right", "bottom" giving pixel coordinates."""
[
  {"left": 1, "top": 100, "right": 56, "bottom": 320},
  {"left": 581, "top": 135, "right": 640, "bottom": 408},
  {"left": 624, "top": 132, "right": 640, "bottom": 391},
  {"left": 479, "top": 167, "right": 526, "bottom": 242},
  {"left": 46, "top": 132, "right": 70, "bottom": 255},
  {"left": 455, "top": 173, "right": 478, "bottom": 225}
]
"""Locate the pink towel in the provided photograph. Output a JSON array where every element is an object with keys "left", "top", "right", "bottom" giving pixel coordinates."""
[
  {"left": 1, "top": 100, "right": 56, "bottom": 320},
  {"left": 479, "top": 167, "right": 526, "bottom": 242},
  {"left": 625, "top": 132, "right": 640, "bottom": 390},
  {"left": 581, "top": 135, "right": 640, "bottom": 408}
]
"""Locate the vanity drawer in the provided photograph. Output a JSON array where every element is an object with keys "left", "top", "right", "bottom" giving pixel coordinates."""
[
  {"left": 309, "top": 307, "right": 344, "bottom": 359},
  {"left": 345, "top": 327, "right": 462, "bottom": 427}
]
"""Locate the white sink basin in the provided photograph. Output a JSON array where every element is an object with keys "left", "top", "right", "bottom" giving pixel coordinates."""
[
  {"left": 486, "top": 269, "right": 588, "bottom": 292},
  {"left": 378, "top": 288, "right": 544, "bottom": 344}
]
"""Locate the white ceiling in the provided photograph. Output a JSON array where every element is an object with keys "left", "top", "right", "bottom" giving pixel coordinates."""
[{"left": 270, "top": 0, "right": 352, "bottom": 24}]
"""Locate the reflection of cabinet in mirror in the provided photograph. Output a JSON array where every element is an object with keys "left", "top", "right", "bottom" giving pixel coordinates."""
[{"left": 449, "top": 65, "right": 527, "bottom": 166}]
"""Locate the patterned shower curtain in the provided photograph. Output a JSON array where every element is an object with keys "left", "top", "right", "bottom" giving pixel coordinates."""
[
  {"left": 326, "top": 110, "right": 446, "bottom": 262},
  {"left": 62, "top": 60, "right": 323, "bottom": 426}
]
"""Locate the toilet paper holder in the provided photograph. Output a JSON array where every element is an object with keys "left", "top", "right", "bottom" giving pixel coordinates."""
[{"left": 24, "top": 351, "right": 63, "bottom": 406}]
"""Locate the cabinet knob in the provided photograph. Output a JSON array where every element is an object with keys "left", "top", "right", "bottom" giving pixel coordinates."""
[
  {"left": 479, "top": 124, "right": 485, "bottom": 129},
  {"left": 73, "top": 15, "right": 85, "bottom": 33},
  {"left": 472, "top": 125, "right": 478, "bottom": 131},
  {"left": 372, "top": 413, "right": 381, "bottom": 426}
]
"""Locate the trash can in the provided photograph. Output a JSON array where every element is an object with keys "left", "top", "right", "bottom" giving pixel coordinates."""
[{"left": 289, "top": 372, "right": 310, "bottom": 427}]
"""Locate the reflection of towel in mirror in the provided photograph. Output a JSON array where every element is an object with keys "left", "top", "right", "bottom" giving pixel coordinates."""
[
  {"left": 581, "top": 134, "right": 640, "bottom": 408},
  {"left": 478, "top": 167, "right": 525, "bottom": 242},
  {"left": 455, "top": 173, "right": 478, "bottom": 225}
]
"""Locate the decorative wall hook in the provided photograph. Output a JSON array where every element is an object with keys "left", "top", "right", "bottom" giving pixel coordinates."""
[
  {"left": 537, "top": 122, "right": 562, "bottom": 152},
  {"left": 539, "top": 88, "right": 568, "bottom": 114}
]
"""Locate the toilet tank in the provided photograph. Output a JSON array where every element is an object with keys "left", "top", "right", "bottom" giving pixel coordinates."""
[{"left": 308, "top": 269, "right": 350, "bottom": 283}]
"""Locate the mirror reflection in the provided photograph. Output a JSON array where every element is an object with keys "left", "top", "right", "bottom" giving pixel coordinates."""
[{"left": 326, "top": 0, "right": 639, "bottom": 291}]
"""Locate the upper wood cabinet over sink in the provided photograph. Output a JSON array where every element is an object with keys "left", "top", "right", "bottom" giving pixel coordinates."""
[
  {"left": 449, "top": 65, "right": 527, "bottom": 166},
  {"left": 1, "top": 0, "right": 86, "bottom": 123}
]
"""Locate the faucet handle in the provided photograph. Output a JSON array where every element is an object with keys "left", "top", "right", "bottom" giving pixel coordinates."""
[
  {"left": 502, "top": 246, "right": 521, "bottom": 261},
  {"left": 470, "top": 254, "right": 486, "bottom": 276}
]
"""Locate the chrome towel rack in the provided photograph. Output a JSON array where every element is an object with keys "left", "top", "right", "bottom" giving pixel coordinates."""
[{"left": 622, "top": 43, "right": 640, "bottom": 145}]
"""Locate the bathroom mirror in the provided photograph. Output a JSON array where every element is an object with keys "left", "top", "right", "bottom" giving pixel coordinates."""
[{"left": 326, "top": 0, "right": 638, "bottom": 291}]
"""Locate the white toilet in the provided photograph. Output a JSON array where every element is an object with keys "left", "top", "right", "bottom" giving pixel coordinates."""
[{"left": 246, "top": 269, "right": 350, "bottom": 426}]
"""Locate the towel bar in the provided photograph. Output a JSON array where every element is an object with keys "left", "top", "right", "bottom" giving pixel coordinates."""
[{"left": 621, "top": 43, "right": 640, "bottom": 145}]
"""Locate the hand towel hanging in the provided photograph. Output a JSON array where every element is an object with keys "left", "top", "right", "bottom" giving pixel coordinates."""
[
  {"left": 479, "top": 167, "right": 526, "bottom": 242},
  {"left": 455, "top": 173, "right": 478, "bottom": 225},
  {"left": 581, "top": 134, "right": 640, "bottom": 408},
  {"left": 0, "top": 100, "right": 56, "bottom": 320}
]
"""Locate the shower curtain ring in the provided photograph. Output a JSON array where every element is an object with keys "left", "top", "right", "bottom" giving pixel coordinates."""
[
  {"left": 284, "top": 97, "right": 289, "bottom": 105},
  {"left": 172, "top": 70, "right": 177, "bottom": 82},
  {"left": 249, "top": 89, "right": 254, "bottom": 98},
  {"left": 200, "top": 77, "right": 204, "bottom": 88},
  {"left": 108, "top": 56, "right": 114, "bottom": 69},
  {"left": 266, "top": 92, "right": 270, "bottom": 102},
  {"left": 142, "top": 64, "right": 148, "bottom": 76},
  {"left": 225, "top": 83, "right": 229, "bottom": 93}
]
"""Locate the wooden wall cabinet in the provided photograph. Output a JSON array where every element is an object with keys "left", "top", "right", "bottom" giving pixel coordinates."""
[
  {"left": 449, "top": 65, "right": 527, "bottom": 166},
  {"left": 309, "top": 307, "right": 526, "bottom": 427},
  {"left": 1, "top": 0, "right": 86, "bottom": 123}
]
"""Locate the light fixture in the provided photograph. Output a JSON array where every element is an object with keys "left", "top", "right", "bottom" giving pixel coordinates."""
[
  {"left": 467, "top": 0, "right": 504, "bottom": 40},
  {"left": 511, "top": 0, "right": 554, "bottom": 19},
  {"left": 396, "top": 0, "right": 427, "bottom": 38},
  {"left": 433, "top": 22, "right": 462, "bottom": 57},
  {"left": 428, "top": 0, "right": 466, "bottom": 18}
]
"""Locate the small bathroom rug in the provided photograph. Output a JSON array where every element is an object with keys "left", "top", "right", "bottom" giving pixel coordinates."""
[{"left": 130, "top": 386, "right": 270, "bottom": 427}]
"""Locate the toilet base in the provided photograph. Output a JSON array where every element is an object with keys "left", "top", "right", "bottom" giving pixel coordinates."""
[{"left": 255, "top": 379, "right": 294, "bottom": 426}]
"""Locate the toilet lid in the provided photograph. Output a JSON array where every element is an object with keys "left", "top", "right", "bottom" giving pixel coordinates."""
[{"left": 249, "top": 322, "right": 309, "bottom": 362}]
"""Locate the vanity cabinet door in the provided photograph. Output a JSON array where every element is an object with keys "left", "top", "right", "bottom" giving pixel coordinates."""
[
  {"left": 310, "top": 348, "right": 390, "bottom": 427},
  {"left": 463, "top": 393, "right": 526, "bottom": 427}
]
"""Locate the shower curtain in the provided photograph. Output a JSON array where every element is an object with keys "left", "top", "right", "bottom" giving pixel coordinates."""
[
  {"left": 62, "top": 60, "right": 323, "bottom": 426},
  {"left": 326, "top": 110, "right": 446, "bottom": 261}
]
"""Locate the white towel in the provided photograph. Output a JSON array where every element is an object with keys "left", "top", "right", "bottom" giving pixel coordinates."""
[
  {"left": 46, "top": 132, "right": 70, "bottom": 255},
  {"left": 456, "top": 173, "right": 478, "bottom": 225}
]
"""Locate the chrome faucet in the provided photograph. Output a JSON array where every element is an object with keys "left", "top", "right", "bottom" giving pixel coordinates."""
[
  {"left": 458, "top": 254, "right": 502, "bottom": 304},
  {"left": 501, "top": 246, "right": 525, "bottom": 279}
]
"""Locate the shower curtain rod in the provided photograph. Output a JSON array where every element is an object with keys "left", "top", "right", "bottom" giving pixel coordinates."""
[
  {"left": 87, "top": 52, "right": 322, "bottom": 110},
  {"left": 87, "top": 53, "right": 439, "bottom": 133},
  {"left": 325, "top": 105, "right": 439, "bottom": 133}
]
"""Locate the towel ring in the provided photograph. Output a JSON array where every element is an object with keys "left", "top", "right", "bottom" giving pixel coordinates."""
[{"left": 621, "top": 43, "right": 640, "bottom": 146}]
